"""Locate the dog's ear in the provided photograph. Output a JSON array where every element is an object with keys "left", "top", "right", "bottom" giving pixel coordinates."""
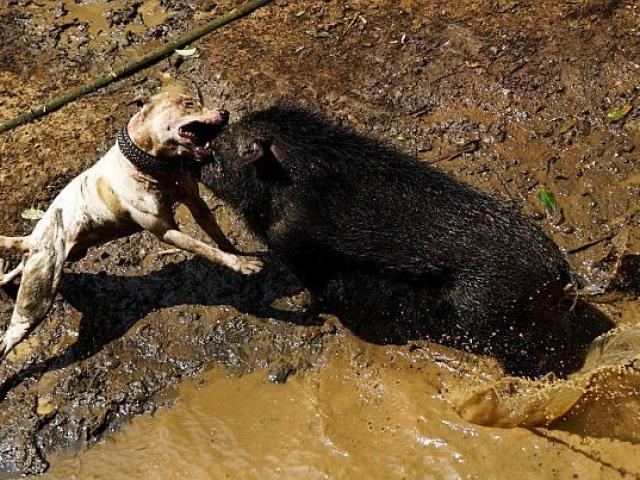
[
  {"left": 242, "top": 140, "right": 290, "bottom": 183},
  {"left": 127, "top": 95, "right": 147, "bottom": 109}
]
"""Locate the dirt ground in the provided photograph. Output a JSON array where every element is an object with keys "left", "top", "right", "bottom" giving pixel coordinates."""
[{"left": 1, "top": 0, "right": 640, "bottom": 477}]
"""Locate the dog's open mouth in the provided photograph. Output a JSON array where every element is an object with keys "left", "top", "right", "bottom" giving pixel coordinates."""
[{"left": 178, "top": 119, "right": 224, "bottom": 160}]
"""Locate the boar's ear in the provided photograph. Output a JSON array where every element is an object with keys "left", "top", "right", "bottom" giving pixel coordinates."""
[{"left": 243, "top": 140, "right": 290, "bottom": 183}]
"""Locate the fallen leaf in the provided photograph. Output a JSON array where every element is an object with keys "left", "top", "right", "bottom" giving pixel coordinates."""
[
  {"left": 608, "top": 104, "right": 633, "bottom": 123},
  {"left": 557, "top": 118, "right": 577, "bottom": 134},
  {"left": 306, "top": 28, "right": 330, "bottom": 38},
  {"left": 140, "top": 252, "right": 158, "bottom": 269},
  {"left": 175, "top": 47, "right": 197, "bottom": 57},
  {"left": 539, "top": 185, "right": 558, "bottom": 213},
  {"left": 21, "top": 208, "right": 45, "bottom": 220},
  {"left": 36, "top": 397, "right": 55, "bottom": 417}
]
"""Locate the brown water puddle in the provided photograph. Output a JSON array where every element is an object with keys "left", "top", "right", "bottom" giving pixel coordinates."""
[
  {"left": 23, "top": 0, "right": 168, "bottom": 61},
  {"left": 30, "top": 0, "right": 167, "bottom": 35},
  {"left": 38, "top": 333, "right": 640, "bottom": 480}
]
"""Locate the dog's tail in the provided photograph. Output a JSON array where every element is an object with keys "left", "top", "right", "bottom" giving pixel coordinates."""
[{"left": 0, "top": 235, "right": 30, "bottom": 251}]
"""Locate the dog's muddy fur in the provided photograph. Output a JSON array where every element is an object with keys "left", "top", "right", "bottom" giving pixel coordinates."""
[
  {"left": 0, "top": 92, "right": 262, "bottom": 364},
  {"left": 202, "top": 106, "right": 575, "bottom": 377}
]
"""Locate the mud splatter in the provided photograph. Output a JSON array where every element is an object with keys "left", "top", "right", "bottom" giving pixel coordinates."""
[{"left": 40, "top": 334, "right": 640, "bottom": 480}]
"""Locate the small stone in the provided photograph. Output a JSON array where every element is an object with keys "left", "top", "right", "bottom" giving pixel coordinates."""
[{"left": 267, "top": 365, "right": 296, "bottom": 384}]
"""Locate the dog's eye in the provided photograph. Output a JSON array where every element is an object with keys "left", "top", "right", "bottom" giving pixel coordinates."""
[{"left": 183, "top": 100, "right": 196, "bottom": 109}]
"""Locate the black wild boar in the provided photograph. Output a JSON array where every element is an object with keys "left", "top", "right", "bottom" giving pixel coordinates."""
[{"left": 201, "top": 106, "right": 575, "bottom": 376}]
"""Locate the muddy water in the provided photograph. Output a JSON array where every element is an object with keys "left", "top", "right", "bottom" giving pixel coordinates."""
[
  {"left": 31, "top": 0, "right": 167, "bottom": 35},
  {"left": 37, "top": 333, "right": 640, "bottom": 480}
]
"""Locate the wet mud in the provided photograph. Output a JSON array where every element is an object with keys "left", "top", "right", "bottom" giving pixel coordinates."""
[
  {"left": 0, "top": 0, "right": 640, "bottom": 477},
  {"left": 37, "top": 334, "right": 640, "bottom": 480}
]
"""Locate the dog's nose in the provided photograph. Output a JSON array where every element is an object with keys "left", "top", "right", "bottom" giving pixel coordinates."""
[{"left": 219, "top": 109, "right": 230, "bottom": 124}]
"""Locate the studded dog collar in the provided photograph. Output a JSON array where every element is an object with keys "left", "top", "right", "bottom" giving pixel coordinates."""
[{"left": 117, "top": 125, "right": 175, "bottom": 175}]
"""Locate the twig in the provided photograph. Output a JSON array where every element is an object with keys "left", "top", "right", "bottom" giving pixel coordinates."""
[
  {"left": 509, "top": 60, "right": 528, "bottom": 75},
  {"left": 566, "top": 209, "right": 639, "bottom": 255},
  {"left": 566, "top": 232, "right": 616, "bottom": 255},
  {"left": 409, "top": 103, "right": 433, "bottom": 117},
  {"left": 529, "top": 429, "right": 640, "bottom": 479},
  {"left": 0, "top": 0, "right": 273, "bottom": 135},
  {"left": 156, "top": 248, "right": 183, "bottom": 257},
  {"left": 429, "top": 70, "right": 459, "bottom": 84},
  {"left": 339, "top": 13, "right": 359, "bottom": 40},
  {"left": 426, "top": 141, "right": 479, "bottom": 165}
]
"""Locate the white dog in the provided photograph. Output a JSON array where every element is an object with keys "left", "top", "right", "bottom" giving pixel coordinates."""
[{"left": 0, "top": 92, "right": 262, "bottom": 361}]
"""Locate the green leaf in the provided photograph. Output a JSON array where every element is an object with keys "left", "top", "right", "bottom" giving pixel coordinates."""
[
  {"left": 557, "top": 118, "right": 577, "bottom": 134},
  {"left": 538, "top": 186, "right": 558, "bottom": 213},
  {"left": 175, "top": 47, "right": 197, "bottom": 57},
  {"left": 607, "top": 104, "right": 632, "bottom": 123},
  {"left": 21, "top": 208, "right": 45, "bottom": 221}
]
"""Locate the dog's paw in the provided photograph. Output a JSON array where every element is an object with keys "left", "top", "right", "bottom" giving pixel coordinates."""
[{"left": 234, "top": 256, "right": 264, "bottom": 275}]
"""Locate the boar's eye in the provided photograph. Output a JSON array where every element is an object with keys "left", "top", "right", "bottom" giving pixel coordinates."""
[{"left": 240, "top": 141, "right": 265, "bottom": 164}]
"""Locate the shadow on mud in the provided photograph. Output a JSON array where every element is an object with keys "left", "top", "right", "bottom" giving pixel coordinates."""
[
  {"left": 0, "top": 259, "right": 615, "bottom": 400},
  {"left": 0, "top": 256, "right": 319, "bottom": 401},
  {"left": 317, "top": 272, "right": 615, "bottom": 377}
]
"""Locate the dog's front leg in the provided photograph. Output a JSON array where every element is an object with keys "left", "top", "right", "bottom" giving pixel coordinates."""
[
  {"left": 158, "top": 229, "right": 263, "bottom": 275},
  {"left": 0, "top": 210, "right": 66, "bottom": 361},
  {"left": 178, "top": 182, "right": 238, "bottom": 253},
  {"left": 189, "top": 198, "right": 238, "bottom": 252}
]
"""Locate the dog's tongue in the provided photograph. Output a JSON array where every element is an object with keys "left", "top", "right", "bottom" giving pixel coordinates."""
[
  {"left": 177, "top": 111, "right": 228, "bottom": 161},
  {"left": 178, "top": 119, "right": 221, "bottom": 146}
]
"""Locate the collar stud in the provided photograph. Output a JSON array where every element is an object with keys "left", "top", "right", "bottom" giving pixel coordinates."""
[{"left": 117, "top": 126, "right": 175, "bottom": 174}]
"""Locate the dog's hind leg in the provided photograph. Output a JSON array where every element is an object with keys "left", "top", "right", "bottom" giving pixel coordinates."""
[
  {"left": 0, "top": 210, "right": 66, "bottom": 362},
  {"left": 0, "top": 255, "right": 27, "bottom": 286},
  {"left": 0, "top": 236, "right": 30, "bottom": 251}
]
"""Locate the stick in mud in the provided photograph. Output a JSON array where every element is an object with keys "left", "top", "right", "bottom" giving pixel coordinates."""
[{"left": 0, "top": 0, "right": 273, "bottom": 135}]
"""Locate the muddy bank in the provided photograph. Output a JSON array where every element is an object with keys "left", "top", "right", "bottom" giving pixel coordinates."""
[{"left": 0, "top": 0, "right": 640, "bottom": 477}]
